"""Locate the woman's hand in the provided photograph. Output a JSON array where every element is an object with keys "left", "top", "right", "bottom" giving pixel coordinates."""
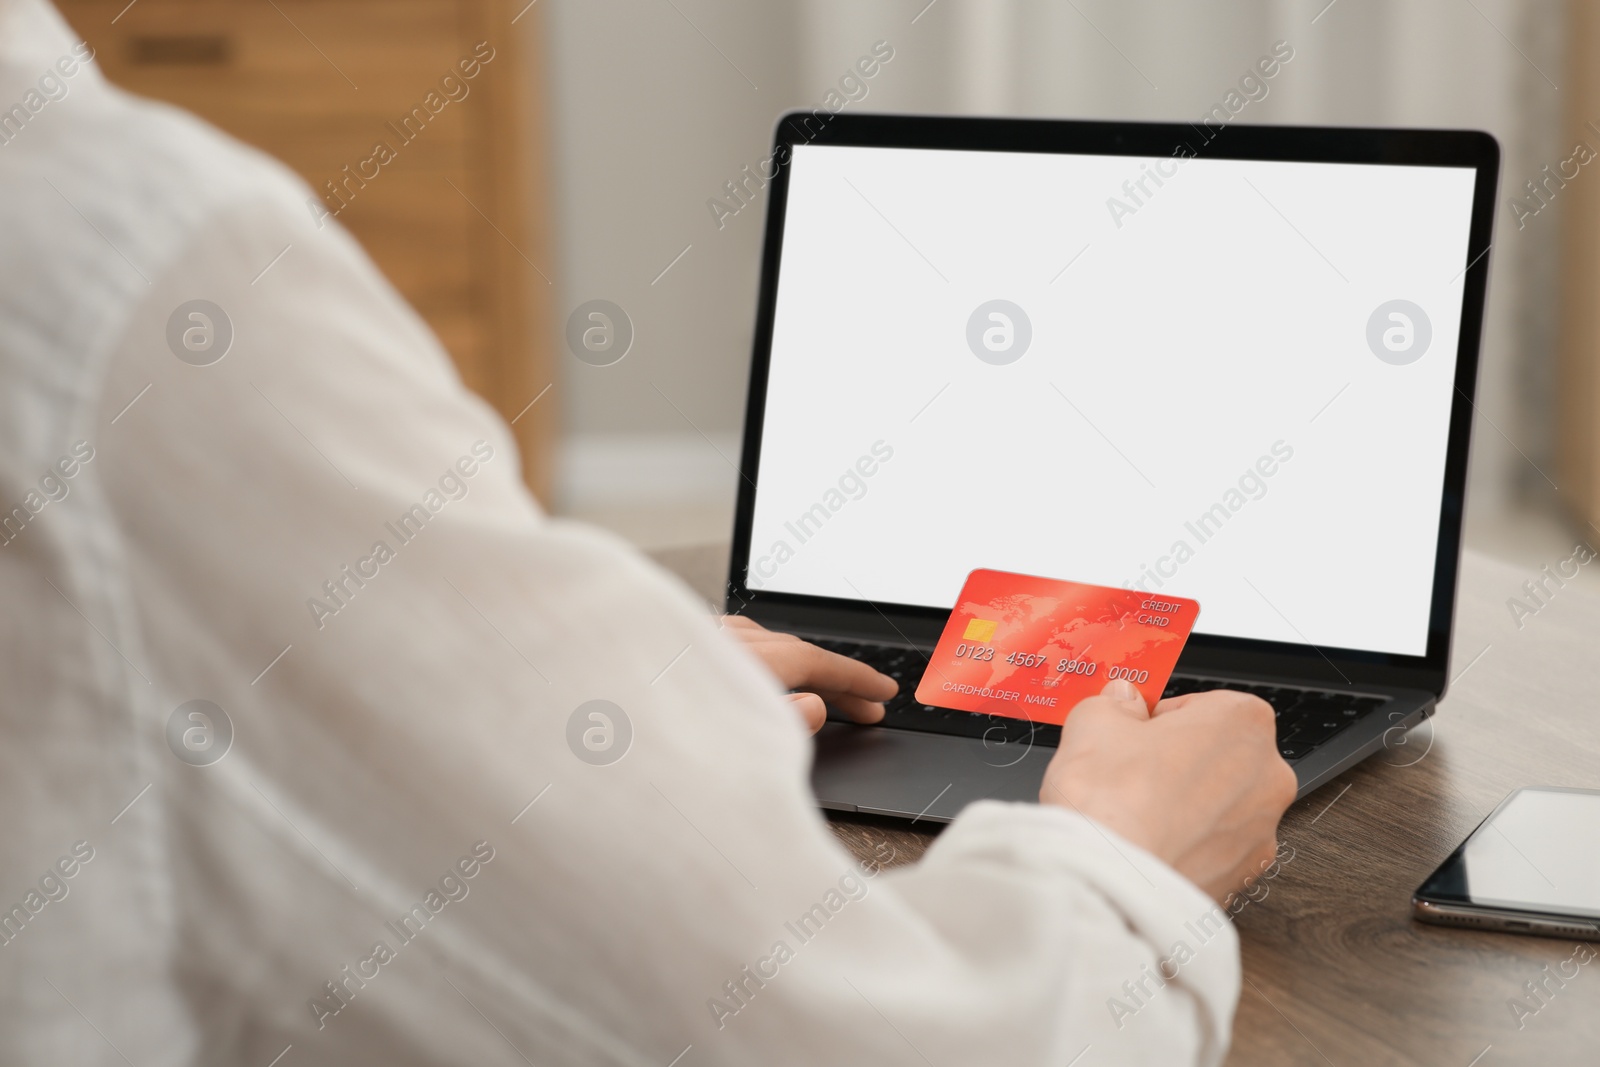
[
  {"left": 1042, "top": 679, "right": 1299, "bottom": 902},
  {"left": 721, "top": 615, "right": 899, "bottom": 733}
]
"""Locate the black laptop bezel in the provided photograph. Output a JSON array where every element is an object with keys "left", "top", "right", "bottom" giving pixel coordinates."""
[{"left": 727, "top": 111, "right": 1499, "bottom": 696}]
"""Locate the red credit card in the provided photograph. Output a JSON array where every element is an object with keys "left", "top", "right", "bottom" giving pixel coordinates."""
[{"left": 915, "top": 569, "right": 1200, "bottom": 724}]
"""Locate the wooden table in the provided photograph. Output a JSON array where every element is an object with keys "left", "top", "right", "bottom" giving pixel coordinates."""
[{"left": 652, "top": 543, "right": 1600, "bottom": 1065}]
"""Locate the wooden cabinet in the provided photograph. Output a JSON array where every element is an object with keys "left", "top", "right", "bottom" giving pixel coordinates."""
[
  {"left": 1562, "top": 1, "right": 1600, "bottom": 531},
  {"left": 56, "top": 0, "right": 556, "bottom": 500}
]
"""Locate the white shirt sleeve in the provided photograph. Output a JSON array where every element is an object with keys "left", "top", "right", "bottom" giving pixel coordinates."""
[
  {"left": 11, "top": 69, "right": 1237, "bottom": 1067},
  {"left": 85, "top": 181, "right": 1238, "bottom": 1066}
]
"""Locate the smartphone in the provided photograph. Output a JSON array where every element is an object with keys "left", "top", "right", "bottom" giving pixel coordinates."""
[{"left": 1414, "top": 786, "right": 1600, "bottom": 939}]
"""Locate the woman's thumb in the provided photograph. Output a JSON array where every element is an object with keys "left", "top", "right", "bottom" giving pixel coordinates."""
[{"left": 1100, "top": 677, "right": 1149, "bottom": 715}]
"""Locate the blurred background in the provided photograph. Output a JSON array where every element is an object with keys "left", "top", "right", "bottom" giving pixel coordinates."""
[{"left": 59, "top": 0, "right": 1600, "bottom": 584}]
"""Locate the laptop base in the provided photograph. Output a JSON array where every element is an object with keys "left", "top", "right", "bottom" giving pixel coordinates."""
[{"left": 811, "top": 689, "right": 1434, "bottom": 824}]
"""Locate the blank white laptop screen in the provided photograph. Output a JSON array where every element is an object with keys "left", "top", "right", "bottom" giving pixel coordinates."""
[{"left": 746, "top": 142, "right": 1477, "bottom": 657}]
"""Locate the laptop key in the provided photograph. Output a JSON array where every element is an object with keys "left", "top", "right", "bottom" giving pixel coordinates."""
[
  {"left": 1286, "top": 713, "right": 1349, "bottom": 747},
  {"left": 1264, "top": 691, "right": 1303, "bottom": 714},
  {"left": 1163, "top": 676, "right": 1206, "bottom": 698},
  {"left": 880, "top": 703, "right": 944, "bottom": 729}
]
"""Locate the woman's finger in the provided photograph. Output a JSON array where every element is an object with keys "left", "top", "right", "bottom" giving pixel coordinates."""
[
  {"left": 813, "top": 690, "right": 888, "bottom": 725},
  {"left": 788, "top": 692, "right": 827, "bottom": 733}
]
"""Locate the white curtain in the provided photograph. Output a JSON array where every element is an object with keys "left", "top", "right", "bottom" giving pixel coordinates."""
[{"left": 796, "top": 0, "right": 1566, "bottom": 512}]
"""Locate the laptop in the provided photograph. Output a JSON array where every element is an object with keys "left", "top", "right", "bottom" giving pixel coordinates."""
[{"left": 726, "top": 112, "right": 1499, "bottom": 822}]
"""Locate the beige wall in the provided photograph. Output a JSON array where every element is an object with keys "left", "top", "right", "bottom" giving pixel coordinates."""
[
  {"left": 540, "top": 0, "right": 1566, "bottom": 525},
  {"left": 541, "top": 0, "right": 799, "bottom": 503}
]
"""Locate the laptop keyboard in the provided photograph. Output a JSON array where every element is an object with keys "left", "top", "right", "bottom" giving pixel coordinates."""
[{"left": 810, "top": 637, "right": 1390, "bottom": 762}]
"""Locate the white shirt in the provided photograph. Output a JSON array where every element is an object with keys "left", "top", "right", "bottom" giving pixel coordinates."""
[{"left": 0, "top": 2, "right": 1238, "bottom": 1063}]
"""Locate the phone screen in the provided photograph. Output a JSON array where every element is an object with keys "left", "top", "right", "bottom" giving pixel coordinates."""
[{"left": 1417, "top": 788, "right": 1600, "bottom": 920}]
